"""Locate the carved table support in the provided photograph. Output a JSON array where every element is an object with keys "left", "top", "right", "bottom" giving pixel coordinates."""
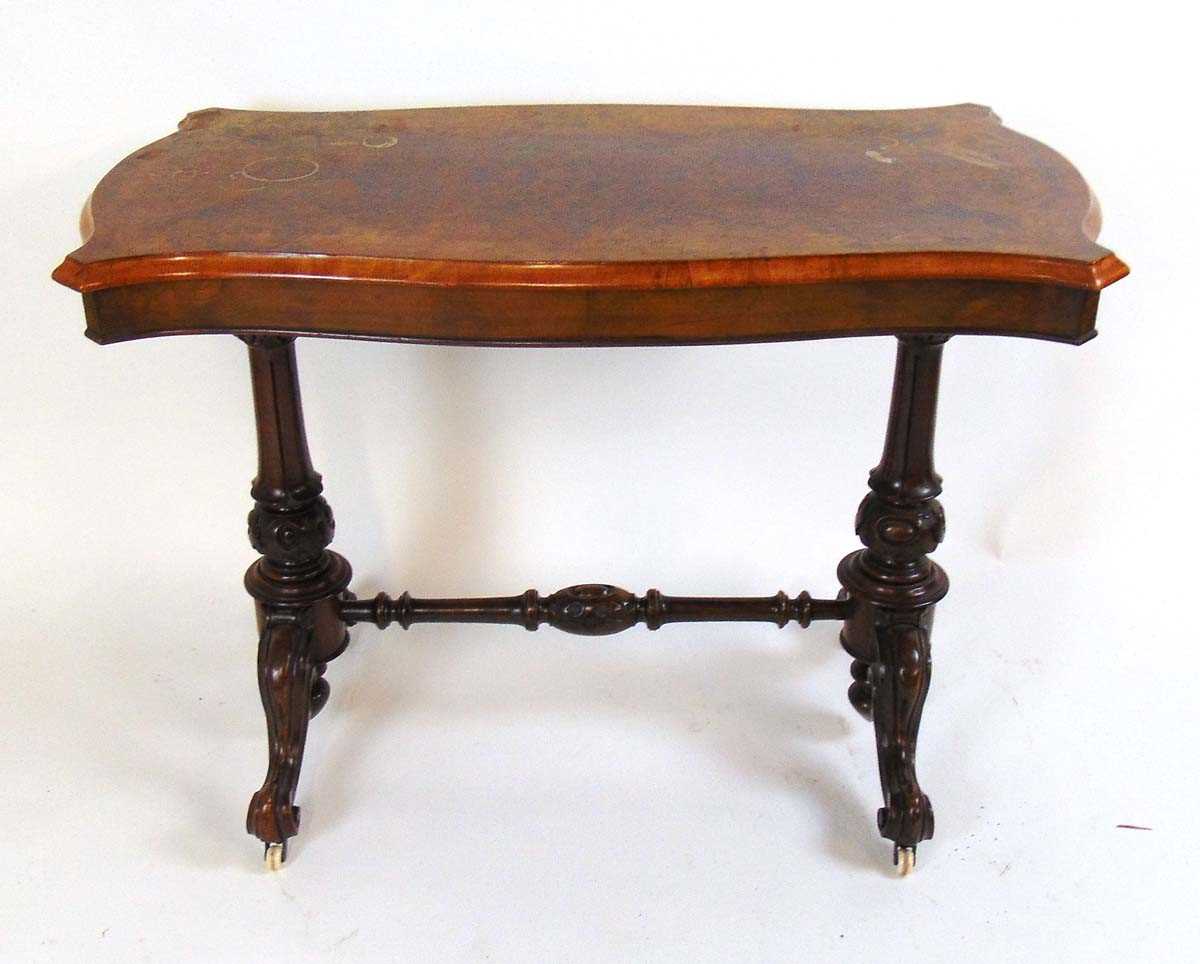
[
  {"left": 837, "top": 335, "right": 949, "bottom": 873},
  {"left": 236, "top": 332, "right": 948, "bottom": 873},
  {"left": 340, "top": 586, "right": 850, "bottom": 634},
  {"left": 241, "top": 336, "right": 351, "bottom": 868}
]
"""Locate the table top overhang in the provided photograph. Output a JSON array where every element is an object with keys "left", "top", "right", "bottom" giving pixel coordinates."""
[{"left": 53, "top": 104, "right": 1127, "bottom": 346}]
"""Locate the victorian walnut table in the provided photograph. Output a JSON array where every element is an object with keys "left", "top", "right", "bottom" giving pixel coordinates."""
[{"left": 53, "top": 104, "right": 1127, "bottom": 875}]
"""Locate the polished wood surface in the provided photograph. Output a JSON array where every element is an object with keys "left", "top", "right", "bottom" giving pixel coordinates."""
[{"left": 54, "top": 104, "right": 1126, "bottom": 346}]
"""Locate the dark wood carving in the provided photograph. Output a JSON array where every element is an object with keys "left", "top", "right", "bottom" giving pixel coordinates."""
[
  {"left": 339, "top": 586, "right": 850, "bottom": 635},
  {"left": 242, "top": 335, "right": 351, "bottom": 864},
  {"left": 545, "top": 585, "right": 639, "bottom": 635},
  {"left": 871, "top": 610, "right": 935, "bottom": 850},
  {"left": 838, "top": 335, "right": 949, "bottom": 871}
]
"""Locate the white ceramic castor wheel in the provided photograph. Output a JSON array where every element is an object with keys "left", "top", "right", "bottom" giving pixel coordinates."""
[
  {"left": 264, "top": 841, "right": 287, "bottom": 871},
  {"left": 895, "top": 846, "right": 916, "bottom": 876}
]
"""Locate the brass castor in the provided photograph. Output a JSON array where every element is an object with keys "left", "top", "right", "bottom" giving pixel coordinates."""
[
  {"left": 895, "top": 846, "right": 916, "bottom": 877},
  {"left": 264, "top": 841, "right": 287, "bottom": 871}
]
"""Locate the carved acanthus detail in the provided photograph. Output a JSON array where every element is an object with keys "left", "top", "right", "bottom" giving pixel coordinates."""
[
  {"left": 871, "top": 613, "right": 935, "bottom": 849},
  {"left": 246, "top": 610, "right": 317, "bottom": 845}
]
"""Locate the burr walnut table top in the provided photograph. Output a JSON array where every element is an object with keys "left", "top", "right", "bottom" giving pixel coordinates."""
[{"left": 53, "top": 104, "right": 1127, "bottom": 346}]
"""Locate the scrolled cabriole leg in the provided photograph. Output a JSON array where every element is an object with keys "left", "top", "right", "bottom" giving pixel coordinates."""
[
  {"left": 241, "top": 336, "right": 352, "bottom": 869},
  {"left": 246, "top": 608, "right": 318, "bottom": 869},
  {"left": 870, "top": 610, "right": 935, "bottom": 864},
  {"left": 838, "top": 335, "right": 949, "bottom": 875}
]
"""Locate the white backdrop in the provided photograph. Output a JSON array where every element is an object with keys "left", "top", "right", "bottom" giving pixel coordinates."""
[{"left": 3, "top": 2, "right": 1196, "bottom": 961}]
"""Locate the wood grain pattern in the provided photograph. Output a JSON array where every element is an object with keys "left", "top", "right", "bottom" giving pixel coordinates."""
[{"left": 54, "top": 104, "right": 1126, "bottom": 346}]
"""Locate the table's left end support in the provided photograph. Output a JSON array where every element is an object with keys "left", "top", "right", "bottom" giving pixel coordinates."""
[{"left": 241, "top": 335, "right": 352, "bottom": 870}]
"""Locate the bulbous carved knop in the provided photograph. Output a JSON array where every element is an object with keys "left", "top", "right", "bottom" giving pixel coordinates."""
[
  {"left": 544, "top": 584, "right": 638, "bottom": 635},
  {"left": 854, "top": 492, "right": 945, "bottom": 564},
  {"left": 248, "top": 498, "right": 335, "bottom": 566}
]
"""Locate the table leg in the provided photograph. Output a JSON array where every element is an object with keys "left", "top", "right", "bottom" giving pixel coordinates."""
[
  {"left": 838, "top": 336, "right": 949, "bottom": 875},
  {"left": 241, "top": 336, "right": 352, "bottom": 869}
]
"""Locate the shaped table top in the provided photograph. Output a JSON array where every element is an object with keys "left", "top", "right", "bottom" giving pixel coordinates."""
[{"left": 54, "top": 104, "right": 1127, "bottom": 346}]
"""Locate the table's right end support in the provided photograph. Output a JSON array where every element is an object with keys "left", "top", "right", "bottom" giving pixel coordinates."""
[{"left": 837, "top": 335, "right": 949, "bottom": 875}]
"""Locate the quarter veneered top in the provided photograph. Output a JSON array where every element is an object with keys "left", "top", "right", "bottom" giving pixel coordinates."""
[{"left": 53, "top": 104, "right": 1126, "bottom": 294}]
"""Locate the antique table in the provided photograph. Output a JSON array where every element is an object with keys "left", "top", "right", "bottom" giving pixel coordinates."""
[{"left": 53, "top": 104, "right": 1127, "bottom": 875}]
